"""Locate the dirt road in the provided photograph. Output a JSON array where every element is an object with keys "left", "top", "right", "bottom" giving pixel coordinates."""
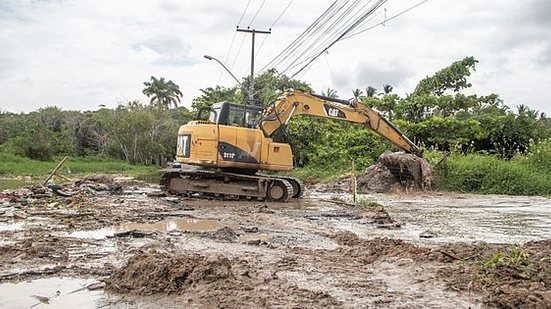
[{"left": 1, "top": 180, "right": 550, "bottom": 308}]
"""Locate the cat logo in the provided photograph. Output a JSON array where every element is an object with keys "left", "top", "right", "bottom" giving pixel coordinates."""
[
  {"left": 177, "top": 134, "right": 191, "bottom": 158},
  {"left": 323, "top": 104, "right": 346, "bottom": 118}
]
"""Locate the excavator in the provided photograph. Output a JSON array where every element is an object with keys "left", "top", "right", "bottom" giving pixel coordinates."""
[{"left": 160, "top": 91, "right": 423, "bottom": 202}]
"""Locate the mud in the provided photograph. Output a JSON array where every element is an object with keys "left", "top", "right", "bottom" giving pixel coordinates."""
[{"left": 1, "top": 177, "right": 551, "bottom": 308}]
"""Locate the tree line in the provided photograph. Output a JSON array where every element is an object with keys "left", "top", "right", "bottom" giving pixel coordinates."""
[
  {"left": 1, "top": 57, "right": 550, "bottom": 170},
  {"left": 0, "top": 77, "right": 191, "bottom": 164}
]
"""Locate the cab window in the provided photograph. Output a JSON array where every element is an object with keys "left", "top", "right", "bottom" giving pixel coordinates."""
[{"left": 209, "top": 107, "right": 220, "bottom": 123}]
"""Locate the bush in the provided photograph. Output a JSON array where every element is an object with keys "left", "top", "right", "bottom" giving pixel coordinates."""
[{"left": 435, "top": 150, "right": 551, "bottom": 196}]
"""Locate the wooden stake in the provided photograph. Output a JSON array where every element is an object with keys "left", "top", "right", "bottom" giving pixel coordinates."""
[
  {"left": 351, "top": 160, "right": 357, "bottom": 203},
  {"left": 43, "top": 156, "right": 70, "bottom": 185}
]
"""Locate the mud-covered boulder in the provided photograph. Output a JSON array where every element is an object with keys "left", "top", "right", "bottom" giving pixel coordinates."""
[{"left": 357, "top": 151, "right": 432, "bottom": 193}]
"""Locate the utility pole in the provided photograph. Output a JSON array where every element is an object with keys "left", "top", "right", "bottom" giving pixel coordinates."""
[{"left": 236, "top": 27, "right": 270, "bottom": 106}]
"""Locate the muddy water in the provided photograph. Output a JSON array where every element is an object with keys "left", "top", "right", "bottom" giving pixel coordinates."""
[
  {"left": 69, "top": 218, "right": 239, "bottom": 239},
  {"left": 310, "top": 191, "right": 551, "bottom": 244},
  {"left": 0, "top": 278, "right": 103, "bottom": 308}
]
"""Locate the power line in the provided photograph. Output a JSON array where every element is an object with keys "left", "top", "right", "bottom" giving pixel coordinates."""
[
  {"left": 290, "top": 0, "right": 389, "bottom": 78},
  {"left": 219, "top": 0, "right": 253, "bottom": 83},
  {"left": 280, "top": 0, "right": 371, "bottom": 74},
  {"left": 255, "top": 0, "right": 296, "bottom": 58},
  {"left": 270, "top": 0, "right": 294, "bottom": 29},
  {"left": 251, "top": 0, "right": 430, "bottom": 99},
  {"left": 290, "top": 0, "right": 430, "bottom": 78},
  {"left": 248, "top": 0, "right": 266, "bottom": 27},
  {"left": 343, "top": 0, "right": 431, "bottom": 40},
  {"left": 237, "top": 0, "right": 252, "bottom": 26},
  {"left": 260, "top": 0, "right": 340, "bottom": 72},
  {"left": 230, "top": 33, "right": 247, "bottom": 72}
]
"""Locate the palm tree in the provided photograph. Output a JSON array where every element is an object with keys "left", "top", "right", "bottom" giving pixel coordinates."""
[
  {"left": 365, "top": 86, "right": 377, "bottom": 98},
  {"left": 142, "top": 76, "right": 183, "bottom": 109},
  {"left": 322, "top": 88, "right": 338, "bottom": 98},
  {"left": 352, "top": 88, "right": 363, "bottom": 100},
  {"left": 516, "top": 104, "right": 528, "bottom": 116},
  {"left": 383, "top": 84, "right": 393, "bottom": 94}
]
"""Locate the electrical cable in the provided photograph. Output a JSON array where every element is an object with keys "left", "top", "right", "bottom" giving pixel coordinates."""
[
  {"left": 273, "top": 0, "right": 348, "bottom": 71},
  {"left": 237, "top": 0, "right": 252, "bottom": 26},
  {"left": 251, "top": 0, "right": 430, "bottom": 100},
  {"left": 280, "top": 0, "right": 371, "bottom": 74},
  {"left": 290, "top": 0, "right": 388, "bottom": 78},
  {"left": 230, "top": 33, "right": 247, "bottom": 72},
  {"left": 255, "top": 0, "right": 295, "bottom": 58},
  {"left": 248, "top": 0, "right": 266, "bottom": 27},
  {"left": 270, "top": 0, "right": 294, "bottom": 29},
  {"left": 260, "top": 0, "right": 340, "bottom": 72},
  {"left": 343, "top": 0, "right": 431, "bottom": 40},
  {"left": 219, "top": 0, "right": 252, "bottom": 83}
]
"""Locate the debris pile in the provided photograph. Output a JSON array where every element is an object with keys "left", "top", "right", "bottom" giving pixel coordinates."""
[{"left": 48, "top": 175, "right": 123, "bottom": 197}]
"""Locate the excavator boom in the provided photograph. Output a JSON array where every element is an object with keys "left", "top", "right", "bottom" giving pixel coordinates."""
[{"left": 260, "top": 91, "right": 421, "bottom": 155}]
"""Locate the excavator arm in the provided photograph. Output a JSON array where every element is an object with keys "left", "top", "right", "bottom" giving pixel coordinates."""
[{"left": 259, "top": 91, "right": 421, "bottom": 156}]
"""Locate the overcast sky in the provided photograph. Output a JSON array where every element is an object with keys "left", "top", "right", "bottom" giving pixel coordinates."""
[{"left": 1, "top": 0, "right": 550, "bottom": 113}]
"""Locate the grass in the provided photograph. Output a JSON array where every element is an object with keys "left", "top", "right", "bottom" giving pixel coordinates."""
[
  {"left": 434, "top": 152, "right": 551, "bottom": 196},
  {"left": 0, "top": 153, "right": 159, "bottom": 190}
]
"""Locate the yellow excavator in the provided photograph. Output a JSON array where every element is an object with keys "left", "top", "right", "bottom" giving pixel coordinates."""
[{"left": 160, "top": 91, "right": 421, "bottom": 202}]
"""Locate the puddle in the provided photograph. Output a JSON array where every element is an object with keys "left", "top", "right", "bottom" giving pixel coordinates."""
[
  {"left": 0, "top": 277, "right": 103, "bottom": 308},
  {"left": 69, "top": 218, "right": 239, "bottom": 239},
  {"left": 321, "top": 192, "right": 551, "bottom": 244}
]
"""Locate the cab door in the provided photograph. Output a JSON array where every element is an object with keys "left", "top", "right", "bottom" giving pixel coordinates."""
[{"left": 216, "top": 105, "right": 263, "bottom": 169}]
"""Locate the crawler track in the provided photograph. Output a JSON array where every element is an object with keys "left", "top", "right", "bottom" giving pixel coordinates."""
[{"left": 160, "top": 169, "right": 304, "bottom": 202}]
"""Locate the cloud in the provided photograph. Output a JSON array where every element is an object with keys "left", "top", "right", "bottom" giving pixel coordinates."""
[
  {"left": 0, "top": 0, "right": 550, "bottom": 114},
  {"left": 354, "top": 62, "right": 412, "bottom": 89}
]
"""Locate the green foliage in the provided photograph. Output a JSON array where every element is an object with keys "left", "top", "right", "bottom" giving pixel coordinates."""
[
  {"left": 0, "top": 101, "right": 186, "bottom": 165},
  {"left": 288, "top": 164, "right": 348, "bottom": 183},
  {"left": 322, "top": 88, "right": 339, "bottom": 98},
  {"left": 142, "top": 76, "right": 183, "bottom": 109},
  {"left": 525, "top": 139, "right": 551, "bottom": 173},
  {"left": 413, "top": 56, "right": 478, "bottom": 96},
  {"left": 484, "top": 247, "right": 528, "bottom": 269},
  {"left": 432, "top": 142, "right": 551, "bottom": 195},
  {"left": 248, "top": 69, "right": 311, "bottom": 106},
  {"left": 286, "top": 118, "right": 391, "bottom": 169},
  {"left": 395, "top": 117, "right": 486, "bottom": 149},
  {"left": 191, "top": 85, "right": 242, "bottom": 110}
]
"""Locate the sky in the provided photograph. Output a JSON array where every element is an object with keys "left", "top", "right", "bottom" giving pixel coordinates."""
[{"left": 0, "top": 0, "right": 550, "bottom": 114}]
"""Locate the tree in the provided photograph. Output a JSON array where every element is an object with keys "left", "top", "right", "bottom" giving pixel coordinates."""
[
  {"left": 352, "top": 88, "right": 363, "bottom": 100},
  {"left": 365, "top": 86, "right": 377, "bottom": 98},
  {"left": 142, "top": 76, "right": 183, "bottom": 109},
  {"left": 243, "top": 68, "right": 311, "bottom": 107},
  {"left": 322, "top": 88, "right": 338, "bottom": 98},
  {"left": 413, "top": 56, "right": 478, "bottom": 96},
  {"left": 191, "top": 86, "right": 241, "bottom": 111},
  {"left": 383, "top": 84, "right": 393, "bottom": 94}
]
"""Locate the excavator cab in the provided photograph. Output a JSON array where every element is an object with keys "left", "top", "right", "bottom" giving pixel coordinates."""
[{"left": 197, "top": 102, "right": 263, "bottom": 129}]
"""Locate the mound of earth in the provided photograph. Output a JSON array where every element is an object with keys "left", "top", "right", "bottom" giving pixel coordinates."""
[{"left": 106, "top": 250, "right": 235, "bottom": 295}]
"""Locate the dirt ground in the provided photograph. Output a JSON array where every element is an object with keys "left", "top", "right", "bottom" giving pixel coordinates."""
[{"left": 1, "top": 177, "right": 550, "bottom": 308}]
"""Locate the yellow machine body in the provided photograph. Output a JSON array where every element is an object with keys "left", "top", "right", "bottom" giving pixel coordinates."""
[{"left": 175, "top": 121, "right": 293, "bottom": 172}]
